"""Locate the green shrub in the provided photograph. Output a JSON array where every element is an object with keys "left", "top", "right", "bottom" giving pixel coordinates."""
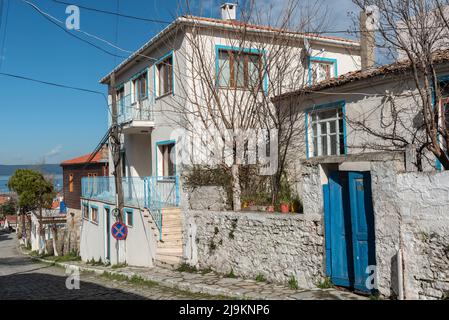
[
  {"left": 288, "top": 276, "right": 299, "bottom": 290},
  {"left": 316, "top": 277, "right": 333, "bottom": 289},
  {"left": 177, "top": 263, "right": 198, "bottom": 273},
  {"left": 255, "top": 274, "right": 266, "bottom": 282},
  {"left": 225, "top": 269, "right": 237, "bottom": 278}
]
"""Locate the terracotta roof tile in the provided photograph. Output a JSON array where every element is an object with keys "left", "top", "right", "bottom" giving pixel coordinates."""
[
  {"left": 61, "top": 145, "right": 108, "bottom": 166},
  {"left": 275, "top": 49, "right": 449, "bottom": 100}
]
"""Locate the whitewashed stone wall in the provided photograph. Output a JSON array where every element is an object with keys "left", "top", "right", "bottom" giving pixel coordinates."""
[
  {"left": 183, "top": 210, "right": 325, "bottom": 289},
  {"left": 396, "top": 171, "right": 449, "bottom": 300}
]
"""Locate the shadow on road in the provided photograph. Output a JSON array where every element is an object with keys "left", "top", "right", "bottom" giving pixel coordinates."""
[{"left": 0, "top": 272, "right": 149, "bottom": 300}]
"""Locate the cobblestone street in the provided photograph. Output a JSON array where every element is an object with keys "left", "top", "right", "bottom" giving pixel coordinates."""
[{"left": 0, "top": 231, "right": 221, "bottom": 300}]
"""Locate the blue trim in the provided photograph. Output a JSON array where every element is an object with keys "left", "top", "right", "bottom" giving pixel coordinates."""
[
  {"left": 305, "top": 100, "right": 347, "bottom": 158},
  {"left": 307, "top": 56, "right": 338, "bottom": 86},
  {"left": 215, "top": 45, "right": 269, "bottom": 93},
  {"left": 153, "top": 50, "right": 175, "bottom": 99},
  {"left": 155, "top": 140, "right": 176, "bottom": 176},
  {"left": 124, "top": 208, "right": 133, "bottom": 227}
]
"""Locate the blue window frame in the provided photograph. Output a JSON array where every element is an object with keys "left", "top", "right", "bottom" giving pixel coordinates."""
[
  {"left": 124, "top": 208, "right": 133, "bottom": 227},
  {"left": 215, "top": 45, "right": 268, "bottom": 93},
  {"left": 128, "top": 68, "right": 149, "bottom": 103},
  {"left": 308, "top": 56, "right": 338, "bottom": 86},
  {"left": 155, "top": 140, "right": 176, "bottom": 177},
  {"left": 305, "top": 100, "right": 347, "bottom": 158},
  {"left": 154, "top": 51, "right": 174, "bottom": 98}
]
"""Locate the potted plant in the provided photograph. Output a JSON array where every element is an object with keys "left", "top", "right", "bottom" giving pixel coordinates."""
[
  {"left": 279, "top": 194, "right": 291, "bottom": 213},
  {"left": 266, "top": 204, "right": 275, "bottom": 213}
]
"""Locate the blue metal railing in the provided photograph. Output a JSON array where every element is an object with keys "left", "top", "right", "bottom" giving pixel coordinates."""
[
  {"left": 144, "top": 176, "right": 180, "bottom": 239},
  {"left": 81, "top": 176, "right": 145, "bottom": 207},
  {"left": 109, "top": 94, "right": 154, "bottom": 126},
  {"left": 81, "top": 175, "right": 180, "bottom": 239}
]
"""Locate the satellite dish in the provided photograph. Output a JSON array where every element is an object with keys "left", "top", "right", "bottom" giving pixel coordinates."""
[{"left": 304, "top": 37, "right": 312, "bottom": 56}]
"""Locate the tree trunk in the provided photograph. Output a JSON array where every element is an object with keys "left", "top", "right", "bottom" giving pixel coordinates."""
[
  {"left": 38, "top": 208, "right": 44, "bottom": 255},
  {"left": 52, "top": 226, "right": 59, "bottom": 257},
  {"left": 231, "top": 164, "right": 241, "bottom": 211},
  {"left": 21, "top": 211, "right": 28, "bottom": 248}
]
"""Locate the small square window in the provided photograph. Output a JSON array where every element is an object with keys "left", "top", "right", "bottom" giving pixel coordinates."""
[
  {"left": 82, "top": 204, "right": 89, "bottom": 220},
  {"left": 125, "top": 209, "right": 133, "bottom": 227},
  {"left": 91, "top": 206, "right": 98, "bottom": 223}
]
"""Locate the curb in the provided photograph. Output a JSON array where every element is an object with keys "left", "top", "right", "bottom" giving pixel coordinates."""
[{"left": 18, "top": 246, "right": 243, "bottom": 299}]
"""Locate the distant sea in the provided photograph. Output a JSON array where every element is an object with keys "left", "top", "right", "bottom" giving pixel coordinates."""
[{"left": 0, "top": 174, "right": 63, "bottom": 194}]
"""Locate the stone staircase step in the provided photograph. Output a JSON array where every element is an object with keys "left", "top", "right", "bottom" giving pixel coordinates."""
[{"left": 156, "top": 247, "right": 183, "bottom": 256}]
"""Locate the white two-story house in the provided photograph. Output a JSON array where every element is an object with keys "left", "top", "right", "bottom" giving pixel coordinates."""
[{"left": 79, "top": 3, "right": 362, "bottom": 268}]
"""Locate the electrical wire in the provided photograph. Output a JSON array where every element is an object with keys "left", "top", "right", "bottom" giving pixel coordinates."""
[
  {"left": 0, "top": 71, "right": 112, "bottom": 115},
  {"left": 52, "top": 0, "right": 171, "bottom": 25}
]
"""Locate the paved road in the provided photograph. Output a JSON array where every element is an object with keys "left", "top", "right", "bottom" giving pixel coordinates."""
[{"left": 0, "top": 231, "right": 220, "bottom": 300}]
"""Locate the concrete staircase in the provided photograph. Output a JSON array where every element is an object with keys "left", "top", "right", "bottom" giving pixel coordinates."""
[{"left": 151, "top": 207, "right": 183, "bottom": 269}]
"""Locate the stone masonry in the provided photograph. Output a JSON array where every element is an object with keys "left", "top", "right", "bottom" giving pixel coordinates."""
[{"left": 183, "top": 210, "right": 325, "bottom": 289}]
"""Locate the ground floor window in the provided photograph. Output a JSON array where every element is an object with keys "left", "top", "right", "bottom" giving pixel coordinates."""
[
  {"left": 125, "top": 209, "right": 133, "bottom": 227},
  {"left": 308, "top": 103, "right": 345, "bottom": 157},
  {"left": 157, "top": 141, "right": 175, "bottom": 176},
  {"left": 91, "top": 206, "right": 98, "bottom": 223},
  {"left": 82, "top": 203, "right": 89, "bottom": 220}
]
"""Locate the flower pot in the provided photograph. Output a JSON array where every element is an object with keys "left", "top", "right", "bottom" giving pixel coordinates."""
[
  {"left": 266, "top": 205, "right": 275, "bottom": 213},
  {"left": 280, "top": 203, "right": 290, "bottom": 213}
]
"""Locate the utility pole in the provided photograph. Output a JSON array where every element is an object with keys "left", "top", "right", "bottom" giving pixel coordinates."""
[{"left": 109, "top": 72, "right": 125, "bottom": 221}]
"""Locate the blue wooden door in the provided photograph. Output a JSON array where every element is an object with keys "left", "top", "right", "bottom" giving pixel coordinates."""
[
  {"left": 326, "top": 171, "right": 375, "bottom": 293},
  {"left": 347, "top": 172, "right": 376, "bottom": 292}
]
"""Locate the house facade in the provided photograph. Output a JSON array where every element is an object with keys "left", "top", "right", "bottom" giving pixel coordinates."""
[
  {"left": 80, "top": 4, "right": 362, "bottom": 268},
  {"left": 60, "top": 146, "right": 109, "bottom": 254},
  {"left": 273, "top": 51, "right": 449, "bottom": 296}
]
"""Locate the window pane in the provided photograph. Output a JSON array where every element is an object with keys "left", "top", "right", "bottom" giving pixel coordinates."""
[
  {"left": 248, "top": 54, "right": 260, "bottom": 88},
  {"left": 218, "top": 50, "right": 230, "bottom": 86},
  {"left": 313, "top": 137, "right": 318, "bottom": 157},
  {"left": 339, "top": 134, "right": 345, "bottom": 154},
  {"left": 235, "top": 54, "right": 245, "bottom": 87},
  {"left": 321, "top": 136, "right": 328, "bottom": 155},
  {"left": 312, "top": 124, "right": 317, "bottom": 137},
  {"left": 338, "top": 119, "right": 344, "bottom": 134},
  {"left": 320, "top": 122, "right": 327, "bottom": 135},
  {"left": 329, "top": 121, "right": 336, "bottom": 134},
  {"left": 319, "top": 109, "right": 336, "bottom": 120},
  {"left": 330, "top": 135, "right": 337, "bottom": 155}
]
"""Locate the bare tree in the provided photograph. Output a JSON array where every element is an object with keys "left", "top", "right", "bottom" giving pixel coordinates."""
[
  {"left": 352, "top": 0, "right": 449, "bottom": 170},
  {"left": 166, "top": 0, "right": 330, "bottom": 209}
]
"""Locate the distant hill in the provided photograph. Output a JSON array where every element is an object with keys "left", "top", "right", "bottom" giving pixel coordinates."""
[{"left": 0, "top": 164, "right": 62, "bottom": 176}]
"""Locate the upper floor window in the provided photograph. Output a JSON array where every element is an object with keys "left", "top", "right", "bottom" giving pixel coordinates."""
[
  {"left": 133, "top": 71, "right": 148, "bottom": 102},
  {"left": 69, "top": 174, "right": 74, "bottom": 193},
  {"left": 217, "top": 49, "right": 263, "bottom": 89},
  {"left": 309, "top": 58, "right": 337, "bottom": 85},
  {"left": 156, "top": 54, "right": 173, "bottom": 97},
  {"left": 116, "top": 86, "right": 125, "bottom": 112},
  {"left": 82, "top": 203, "right": 89, "bottom": 220},
  {"left": 308, "top": 105, "right": 345, "bottom": 157}
]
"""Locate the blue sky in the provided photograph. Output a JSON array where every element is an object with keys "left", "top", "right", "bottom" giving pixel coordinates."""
[{"left": 0, "top": 0, "right": 359, "bottom": 165}]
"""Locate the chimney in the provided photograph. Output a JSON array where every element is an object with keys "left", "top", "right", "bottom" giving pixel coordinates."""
[
  {"left": 221, "top": 3, "right": 237, "bottom": 20},
  {"left": 360, "top": 7, "right": 377, "bottom": 69}
]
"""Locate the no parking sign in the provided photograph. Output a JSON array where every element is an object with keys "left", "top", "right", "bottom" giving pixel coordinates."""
[{"left": 111, "top": 221, "right": 128, "bottom": 240}]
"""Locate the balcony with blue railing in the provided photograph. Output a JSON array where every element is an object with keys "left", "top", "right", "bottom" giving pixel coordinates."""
[{"left": 110, "top": 94, "right": 155, "bottom": 133}]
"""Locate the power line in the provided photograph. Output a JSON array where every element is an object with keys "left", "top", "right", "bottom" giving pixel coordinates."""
[
  {"left": 22, "top": 0, "right": 127, "bottom": 59},
  {"left": 52, "top": 0, "right": 171, "bottom": 25},
  {"left": 0, "top": 71, "right": 111, "bottom": 115}
]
